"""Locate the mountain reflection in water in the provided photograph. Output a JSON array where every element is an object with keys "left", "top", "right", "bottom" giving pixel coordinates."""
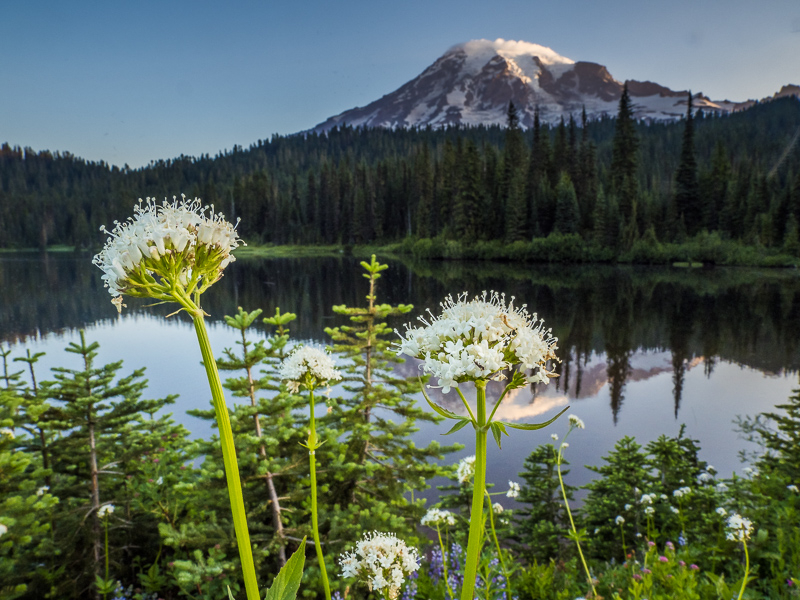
[{"left": 1, "top": 252, "right": 798, "bottom": 494}]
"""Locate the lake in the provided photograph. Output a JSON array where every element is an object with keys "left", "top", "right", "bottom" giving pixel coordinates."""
[{"left": 1, "top": 252, "right": 799, "bottom": 501}]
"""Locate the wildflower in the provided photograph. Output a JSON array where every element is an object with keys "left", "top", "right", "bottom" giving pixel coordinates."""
[
  {"left": 660, "top": 493, "right": 668, "bottom": 500},
  {"left": 715, "top": 482, "right": 729, "bottom": 493},
  {"left": 670, "top": 506, "right": 679, "bottom": 514},
  {"left": 551, "top": 433, "right": 559, "bottom": 441},
  {"left": 561, "top": 442, "right": 570, "bottom": 449},
  {"left": 97, "top": 504, "right": 115, "bottom": 519},
  {"left": 659, "top": 556, "right": 668, "bottom": 563},
  {"left": 678, "top": 533, "right": 687, "bottom": 546},
  {"left": 456, "top": 455, "right": 476, "bottom": 484},
  {"left": 647, "top": 541, "right": 656, "bottom": 547},
  {"left": 396, "top": 291, "right": 558, "bottom": 393},
  {"left": 716, "top": 507, "right": 727, "bottom": 517},
  {"left": 698, "top": 471, "right": 714, "bottom": 483},
  {"left": 642, "top": 568, "right": 652, "bottom": 574},
  {"left": 492, "top": 502, "right": 504, "bottom": 514},
  {"left": 679, "top": 560, "right": 686, "bottom": 567},
  {"left": 665, "top": 541, "right": 674, "bottom": 550},
  {"left": 690, "top": 564, "right": 699, "bottom": 570},
  {"left": 0, "top": 428, "right": 14, "bottom": 440},
  {"left": 155, "top": 476, "right": 163, "bottom": 485},
  {"left": 421, "top": 508, "right": 456, "bottom": 528},
  {"left": 568, "top": 414, "right": 585, "bottom": 429},
  {"left": 0, "top": 523, "right": 7, "bottom": 537},
  {"left": 726, "top": 513, "right": 753, "bottom": 542},
  {"left": 507, "top": 481, "right": 521, "bottom": 498},
  {"left": 624, "top": 503, "right": 632, "bottom": 510},
  {"left": 673, "top": 486, "right": 691, "bottom": 498},
  {"left": 645, "top": 506, "right": 655, "bottom": 515},
  {"left": 339, "top": 531, "right": 420, "bottom": 600},
  {"left": 788, "top": 484, "right": 799, "bottom": 493},
  {"left": 615, "top": 515, "right": 625, "bottom": 525},
  {"left": 641, "top": 493, "right": 656, "bottom": 504},
  {"left": 279, "top": 346, "right": 342, "bottom": 394},
  {"left": 36, "top": 486, "right": 49, "bottom": 496},
  {"left": 93, "top": 195, "right": 243, "bottom": 311}
]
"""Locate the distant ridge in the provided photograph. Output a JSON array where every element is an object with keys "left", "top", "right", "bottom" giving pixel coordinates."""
[{"left": 312, "top": 38, "right": 799, "bottom": 132}]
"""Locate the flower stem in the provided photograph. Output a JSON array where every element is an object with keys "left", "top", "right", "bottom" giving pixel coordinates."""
[
  {"left": 436, "top": 524, "right": 455, "bottom": 600},
  {"left": 736, "top": 540, "right": 750, "bottom": 600},
  {"left": 308, "top": 388, "right": 332, "bottom": 600},
  {"left": 557, "top": 440, "right": 596, "bottom": 598},
  {"left": 485, "top": 490, "right": 512, "bottom": 600},
  {"left": 104, "top": 519, "right": 109, "bottom": 600},
  {"left": 193, "top": 314, "right": 260, "bottom": 600},
  {"left": 461, "top": 382, "right": 487, "bottom": 600}
]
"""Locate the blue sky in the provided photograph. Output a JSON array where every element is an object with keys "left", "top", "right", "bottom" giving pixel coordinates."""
[{"left": 2, "top": 0, "right": 798, "bottom": 168}]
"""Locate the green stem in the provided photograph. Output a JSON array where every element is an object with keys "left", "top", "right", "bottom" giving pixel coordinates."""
[
  {"left": 736, "top": 540, "right": 749, "bottom": 600},
  {"left": 308, "top": 388, "right": 332, "bottom": 600},
  {"left": 461, "top": 382, "right": 487, "bottom": 600},
  {"left": 103, "top": 519, "right": 109, "bottom": 600},
  {"left": 485, "top": 490, "right": 512, "bottom": 600},
  {"left": 436, "top": 524, "right": 455, "bottom": 600},
  {"left": 557, "top": 443, "right": 596, "bottom": 598},
  {"left": 193, "top": 314, "right": 260, "bottom": 600}
]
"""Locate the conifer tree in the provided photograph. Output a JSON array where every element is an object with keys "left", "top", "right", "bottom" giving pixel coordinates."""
[
  {"left": 673, "top": 92, "right": 701, "bottom": 235},
  {"left": 554, "top": 173, "right": 580, "bottom": 234},
  {"left": 41, "top": 332, "right": 174, "bottom": 598},
  {"left": 322, "top": 256, "right": 458, "bottom": 571},
  {"left": 611, "top": 83, "right": 640, "bottom": 234},
  {"left": 515, "top": 444, "right": 576, "bottom": 561}
]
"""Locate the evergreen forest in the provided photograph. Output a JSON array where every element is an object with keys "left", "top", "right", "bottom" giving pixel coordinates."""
[{"left": 1, "top": 92, "right": 800, "bottom": 264}]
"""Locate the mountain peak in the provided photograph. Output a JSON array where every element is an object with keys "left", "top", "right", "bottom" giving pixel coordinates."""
[{"left": 311, "top": 39, "right": 796, "bottom": 133}]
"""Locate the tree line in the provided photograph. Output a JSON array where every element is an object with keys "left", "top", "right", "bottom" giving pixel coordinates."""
[{"left": 1, "top": 91, "right": 799, "bottom": 255}]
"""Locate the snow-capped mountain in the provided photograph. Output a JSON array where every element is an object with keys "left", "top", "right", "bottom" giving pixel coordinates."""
[{"left": 312, "top": 39, "right": 798, "bottom": 132}]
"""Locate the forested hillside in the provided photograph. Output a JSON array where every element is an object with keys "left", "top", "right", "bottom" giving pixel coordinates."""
[{"left": 1, "top": 94, "right": 798, "bottom": 256}]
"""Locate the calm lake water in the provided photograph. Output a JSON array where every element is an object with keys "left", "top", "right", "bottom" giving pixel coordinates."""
[{"left": 2, "top": 252, "right": 799, "bottom": 500}]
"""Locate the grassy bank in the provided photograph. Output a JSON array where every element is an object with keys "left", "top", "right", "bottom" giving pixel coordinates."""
[{"left": 236, "top": 232, "right": 800, "bottom": 268}]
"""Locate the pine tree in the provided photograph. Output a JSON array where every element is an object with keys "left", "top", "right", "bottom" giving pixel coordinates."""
[
  {"left": 673, "top": 92, "right": 701, "bottom": 235},
  {"left": 611, "top": 83, "right": 640, "bottom": 233},
  {"left": 322, "top": 257, "right": 458, "bottom": 576},
  {"left": 514, "top": 444, "right": 576, "bottom": 561},
  {"left": 41, "top": 332, "right": 174, "bottom": 598},
  {"left": 554, "top": 172, "right": 580, "bottom": 234}
]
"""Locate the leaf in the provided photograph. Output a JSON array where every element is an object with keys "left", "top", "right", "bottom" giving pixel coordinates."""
[
  {"left": 264, "top": 536, "right": 307, "bottom": 600},
  {"left": 501, "top": 406, "right": 569, "bottom": 431},
  {"left": 419, "top": 382, "right": 462, "bottom": 421},
  {"left": 227, "top": 585, "right": 237, "bottom": 600},
  {"left": 443, "top": 418, "right": 471, "bottom": 436},
  {"left": 490, "top": 421, "right": 509, "bottom": 448}
]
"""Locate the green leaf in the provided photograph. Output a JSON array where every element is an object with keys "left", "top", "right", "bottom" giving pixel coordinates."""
[
  {"left": 227, "top": 585, "right": 237, "bottom": 600},
  {"left": 264, "top": 536, "right": 307, "bottom": 600},
  {"left": 443, "top": 418, "right": 471, "bottom": 436},
  {"left": 489, "top": 421, "right": 509, "bottom": 448},
  {"left": 501, "top": 406, "right": 569, "bottom": 431},
  {"left": 419, "top": 382, "right": 462, "bottom": 421}
]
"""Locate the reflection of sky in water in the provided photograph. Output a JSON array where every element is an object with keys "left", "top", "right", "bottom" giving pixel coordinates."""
[{"left": 6, "top": 316, "right": 798, "bottom": 507}]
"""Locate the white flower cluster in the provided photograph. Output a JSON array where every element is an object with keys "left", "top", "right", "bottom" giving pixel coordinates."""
[
  {"left": 640, "top": 493, "right": 656, "bottom": 505},
  {"left": 421, "top": 507, "right": 456, "bottom": 528},
  {"left": 673, "top": 486, "right": 692, "bottom": 498},
  {"left": 279, "top": 346, "right": 342, "bottom": 393},
  {"left": 716, "top": 507, "right": 727, "bottom": 517},
  {"left": 507, "top": 481, "right": 521, "bottom": 498},
  {"left": 787, "top": 484, "right": 799, "bottom": 493},
  {"left": 397, "top": 291, "right": 558, "bottom": 393},
  {"left": 568, "top": 414, "right": 585, "bottom": 430},
  {"left": 456, "top": 455, "right": 476, "bottom": 484},
  {"left": 726, "top": 513, "right": 753, "bottom": 542},
  {"left": 93, "top": 195, "right": 243, "bottom": 300},
  {"left": 615, "top": 515, "right": 625, "bottom": 525},
  {"left": 0, "top": 428, "right": 15, "bottom": 440},
  {"left": 97, "top": 504, "right": 115, "bottom": 519},
  {"left": 339, "top": 531, "right": 420, "bottom": 600},
  {"left": 36, "top": 486, "right": 49, "bottom": 497},
  {"left": 697, "top": 471, "right": 714, "bottom": 483},
  {"left": 0, "top": 523, "right": 7, "bottom": 537},
  {"left": 492, "top": 502, "right": 504, "bottom": 515}
]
